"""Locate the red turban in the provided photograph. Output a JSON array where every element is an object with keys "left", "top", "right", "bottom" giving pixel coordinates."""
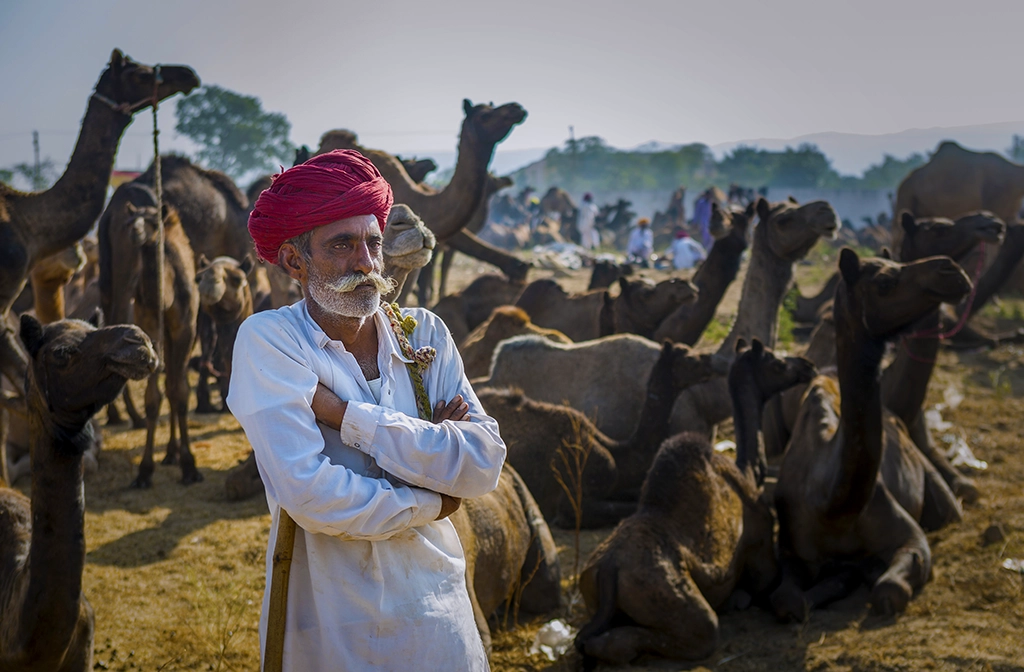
[{"left": 248, "top": 149, "right": 394, "bottom": 263}]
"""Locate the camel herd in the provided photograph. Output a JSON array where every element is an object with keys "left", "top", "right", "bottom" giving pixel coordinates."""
[{"left": 2, "top": 49, "right": 1024, "bottom": 670}]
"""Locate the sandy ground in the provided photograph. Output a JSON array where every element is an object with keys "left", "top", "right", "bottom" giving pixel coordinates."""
[{"left": 11, "top": 248, "right": 1024, "bottom": 671}]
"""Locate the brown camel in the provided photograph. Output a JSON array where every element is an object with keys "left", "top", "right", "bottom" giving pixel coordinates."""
[
  {"left": 654, "top": 200, "right": 755, "bottom": 345},
  {"left": 573, "top": 339, "right": 814, "bottom": 664},
  {"left": 317, "top": 100, "right": 529, "bottom": 284},
  {"left": 397, "top": 156, "right": 437, "bottom": 184},
  {"left": 381, "top": 204, "right": 437, "bottom": 303},
  {"left": 460, "top": 306, "right": 571, "bottom": 378},
  {"left": 478, "top": 340, "right": 722, "bottom": 529},
  {"left": 431, "top": 274, "right": 525, "bottom": 345},
  {"left": 666, "top": 197, "right": 840, "bottom": 436},
  {"left": 26, "top": 244, "right": 86, "bottom": 324},
  {"left": 0, "top": 50, "right": 197, "bottom": 398},
  {"left": 789, "top": 272, "right": 840, "bottom": 325},
  {"left": 97, "top": 188, "right": 201, "bottom": 486},
  {"left": 194, "top": 255, "right": 254, "bottom": 414},
  {"left": 0, "top": 315, "right": 157, "bottom": 671},
  {"left": 612, "top": 276, "right": 699, "bottom": 340},
  {"left": 771, "top": 249, "right": 968, "bottom": 621},
  {"left": 587, "top": 260, "right": 633, "bottom": 291},
  {"left": 480, "top": 333, "right": 728, "bottom": 441}
]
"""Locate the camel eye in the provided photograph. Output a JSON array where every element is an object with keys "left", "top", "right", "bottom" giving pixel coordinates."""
[
  {"left": 876, "top": 277, "right": 897, "bottom": 296},
  {"left": 52, "top": 346, "right": 77, "bottom": 367}
]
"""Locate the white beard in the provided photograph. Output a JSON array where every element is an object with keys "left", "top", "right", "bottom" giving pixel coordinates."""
[{"left": 306, "top": 265, "right": 393, "bottom": 318}]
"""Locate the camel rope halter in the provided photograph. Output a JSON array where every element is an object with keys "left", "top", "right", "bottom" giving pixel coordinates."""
[{"left": 380, "top": 301, "right": 437, "bottom": 421}]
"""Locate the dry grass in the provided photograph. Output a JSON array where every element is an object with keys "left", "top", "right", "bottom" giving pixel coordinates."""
[{"left": 9, "top": 253, "right": 1024, "bottom": 670}]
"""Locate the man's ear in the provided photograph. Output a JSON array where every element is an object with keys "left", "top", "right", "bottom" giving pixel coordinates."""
[{"left": 277, "top": 244, "right": 307, "bottom": 282}]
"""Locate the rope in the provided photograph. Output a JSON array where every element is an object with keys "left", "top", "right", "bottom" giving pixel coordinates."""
[
  {"left": 380, "top": 302, "right": 436, "bottom": 421},
  {"left": 900, "top": 242, "right": 987, "bottom": 363},
  {"left": 151, "top": 67, "right": 165, "bottom": 363}
]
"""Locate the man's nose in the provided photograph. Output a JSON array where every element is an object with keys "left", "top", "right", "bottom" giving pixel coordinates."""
[{"left": 352, "top": 241, "right": 375, "bottom": 275}]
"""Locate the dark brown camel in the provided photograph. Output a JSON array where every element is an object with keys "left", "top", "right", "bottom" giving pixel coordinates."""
[
  {"left": 666, "top": 197, "right": 840, "bottom": 436},
  {"left": 0, "top": 315, "right": 157, "bottom": 671},
  {"left": 573, "top": 339, "right": 813, "bottom": 664},
  {"left": 431, "top": 274, "right": 525, "bottom": 345},
  {"left": 477, "top": 340, "right": 721, "bottom": 529},
  {"left": 194, "top": 255, "right": 254, "bottom": 413},
  {"left": 612, "top": 276, "right": 699, "bottom": 340},
  {"left": 772, "top": 249, "right": 969, "bottom": 621},
  {"left": 789, "top": 272, "right": 840, "bottom": 325},
  {"left": 587, "top": 260, "right": 633, "bottom": 291},
  {"left": 0, "top": 50, "right": 195, "bottom": 408},
  {"left": 654, "top": 200, "right": 755, "bottom": 345},
  {"left": 97, "top": 187, "right": 201, "bottom": 486}
]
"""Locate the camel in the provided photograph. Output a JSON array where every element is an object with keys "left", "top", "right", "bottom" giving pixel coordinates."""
[
  {"left": 0, "top": 315, "right": 157, "bottom": 671},
  {"left": 97, "top": 187, "right": 201, "bottom": 486},
  {"left": 316, "top": 100, "right": 529, "bottom": 286},
  {"left": 26, "top": 244, "right": 86, "bottom": 324},
  {"left": 194, "top": 255, "right": 254, "bottom": 413},
  {"left": 460, "top": 306, "right": 571, "bottom": 378},
  {"left": 0, "top": 50, "right": 197, "bottom": 398},
  {"left": 381, "top": 204, "right": 437, "bottom": 304},
  {"left": 478, "top": 340, "right": 722, "bottom": 528},
  {"left": 481, "top": 333, "right": 728, "bottom": 441},
  {"left": 654, "top": 200, "right": 755, "bottom": 345},
  {"left": 449, "top": 464, "right": 562, "bottom": 655},
  {"left": 512, "top": 279, "right": 611, "bottom": 343},
  {"left": 431, "top": 274, "right": 525, "bottom": 345},
  {"left": 396, "top": 156, "right": 437, "bottom": 184},
  {"left": 573, "top": 339, "right": 814, "bottom": 664},
  {"left": 666, "top": 197, "right": 840, "bottom": 436},
  {"left": 771, "top": 249, "right": 969, "bottom": 621},
  {"left": 891, "top": 141, "right": 1024, "bottom": 259},
  {"left": 789, "top": 272, "right": 840, "bottom": 325},
  {"left": 588, "top": 260, "right": 633, "bottom": 291},
  {"left": 612, "top": 276, "right": 699, "bottom": 340}
]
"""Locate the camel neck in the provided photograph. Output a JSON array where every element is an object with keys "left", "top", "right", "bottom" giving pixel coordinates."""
[
  {"left": 968, "top": 224, "right": 1024, "bottom": 319},
  {"left": 26, "top": 96, "right": 131, "bottom": 263},
  {"left": 718, "top": 225, "right": 792, "bottom": 357},
  {"left": 880, "top": 309, "right": 939, "bottom": 425},
  {"left": 436, "top": 127, "right": 493, "bottom": 237},
  {"left": 23, "top": 398, "right": 89, "bottom": 660},
  {"left": 610, "top": 353, "right": 678, "bottom": 491},
  {"left": 679, "top": 235, "right": 744, "bottom": 345},
  {"left": 829, "top": 291, "right": 887, "bottom": 519},
  {"left": 728, "top": 373, "right": 764, "bottom": 478}
]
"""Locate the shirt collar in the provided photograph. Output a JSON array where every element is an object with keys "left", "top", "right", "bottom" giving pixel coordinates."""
[{"left": 301, "top": 300, "right": 414, "bottom": 364}]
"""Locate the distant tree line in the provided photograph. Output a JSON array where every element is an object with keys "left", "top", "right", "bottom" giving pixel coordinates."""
[{"left": 511, "top": 135, "right": 930, "bottom": 195}]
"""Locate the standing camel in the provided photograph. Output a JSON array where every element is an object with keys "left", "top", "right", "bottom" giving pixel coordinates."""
[
  {"left": 98, "top": 185, "right": 201, "bottom": 486},
  {"left": 194, "top": 255, "right": 254, "bottom": 413},
  {"left": 772, "top": 249, "right": 970, "bottom": 620},
  {"left": 0, "top": 315, "right": 157, "bottom": 671}
]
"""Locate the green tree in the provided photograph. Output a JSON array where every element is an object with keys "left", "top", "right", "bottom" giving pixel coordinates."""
[
  {"left": 175, "top": 85, "right": 294, "bottom": 180},
  {"left": 1, "top": 158, "right": 58, "bottom": 190},
  {"left": 859, "top": 153, "right": 926, "bottom": 189},
  {"left": 0, "top": 168, "right": 13, "bottom": 186}
]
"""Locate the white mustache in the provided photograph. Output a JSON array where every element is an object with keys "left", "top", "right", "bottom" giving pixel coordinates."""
[{"left": 324, "top": 271, "right": 397, "bottom": 295}]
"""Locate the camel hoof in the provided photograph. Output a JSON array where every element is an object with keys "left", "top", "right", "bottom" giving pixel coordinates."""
[
  {"left": 129, "top": 476, "right": 153, "bottom": 489},
  {"left": 161, "top": 452, "right": 179, "bottom": 466},
  {"left": 770, "top": 585, "right": 809, "bottom": 623},
  {"left": 870, "top": 577, "right": 911, "bottom": 616},
  {"left": 130, "top": 418, "right": 147, "bottom": 430},
  {"left": 953, "top": 476, "right": 980, "bottom": 504},
  {"left": 583, "top": 632, "right": 635, "bottom": 665},
  {"left": 194, "top": 401, "right": 220, "bottom": 414},
  {"left": 181, "top": 470, "right": 204, "bottom": 485}
]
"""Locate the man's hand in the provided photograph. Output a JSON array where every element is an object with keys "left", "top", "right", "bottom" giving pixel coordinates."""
[
  {"left": 436, "top": 493, "right": 462, "bottom": 520},
  {"left": 312, "top": 383, "right": 346, "bottom": 430},
  {"left": 433, "top": 395, "right": 470, "bottom": 424}
]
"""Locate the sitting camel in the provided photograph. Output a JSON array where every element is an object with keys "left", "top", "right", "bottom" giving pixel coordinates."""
[
  {"left": 460, "top": 306, "right": 571, "bottom": 378},
  {"left": 611, "top": 276, "right": 699, "bottom": 339},
  {"left": 97, "top": 186, "right": 201, "bottom": 487},
  {"left": 477, "top": 341, "right": 720, "bottom": 528},
  {"left": 588, "top": 260, "right": 633, "bottom": 291},
  {"left": 574, "top": 338, "right": 814, "bottom": 664},
  {"left": 653, "top": 200, "right": 755, "bottom": 345},
  {"left": 194, "top": 255, "right": 254, "bottom": 413},
  {"left": 789, "top": 272, "right": 840, "bottom": 326},
  {"left": 0, "top": 315, "right": 157, "bottom": 671},
  {"left": 481, "top": 333, "right": 728, "bottom": 441},
  {"left": 431, "top": 274, "right": 525, "bottom": 345},
  {"left": 772, "top": 249, "right": 969, "bottom": 621}
]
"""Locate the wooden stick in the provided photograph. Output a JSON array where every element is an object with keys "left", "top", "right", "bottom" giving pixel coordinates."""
[{"left": 263, "top": 510, "right": 297, "bottom": 672}]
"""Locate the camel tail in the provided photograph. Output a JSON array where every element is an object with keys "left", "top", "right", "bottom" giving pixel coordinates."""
[{"left": 574, "top": 558, "right": 618, "bottom": 654}]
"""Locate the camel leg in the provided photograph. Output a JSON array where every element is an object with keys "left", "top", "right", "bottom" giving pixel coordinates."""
[
  {"left": 194, "top": 312, "right": 220, "bottom": 414},
  {"left": 0, "top": 408, "right": 8, "bottom": 488},
  {"left": 447, "top": 230, "right": 530, "bottom": 284},
  {"left": 907, "top": 413, "right": 978, "bottom": 504},
  {"left": 586, "top": 569, "right": 718, "bottom": 663},
  {"left": 396, "top": 267, "right": 420, "bottom": 307},
  {"left": 168, "top": 336, "right": 201, "bottom": 485},
  {"left": 122, "top": 386, "right": 146, "bottom": 429},
  {"left": 416, "top": 255, "right": 436, "bottom": 308},
  {"left": 861, "top": 490, "right": 932, "bottom": 616},
  {"left": 130, "top": 371, "right": 161, "bottom": 488},
  {"left": 438, "top": 247, "right": 455, "bottom": 299},
  {"left": 56, "top": 598, "right": 95, "bottom": 672}
]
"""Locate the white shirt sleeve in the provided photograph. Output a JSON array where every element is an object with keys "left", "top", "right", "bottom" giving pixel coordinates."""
[
  {"left": 339, "top": 313, "right": 506, "bottom": 499},
  {"left": 227, "top": 314, "right": 442, "bottom": 541}
]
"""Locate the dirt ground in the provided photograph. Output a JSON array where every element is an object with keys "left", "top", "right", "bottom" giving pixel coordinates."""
[{"left": 12, "top": 248, "right": 1024, "bottom": 671}]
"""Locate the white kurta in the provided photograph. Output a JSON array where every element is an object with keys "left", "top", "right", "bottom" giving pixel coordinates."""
[{"left": 227, "top": 301, "right": 506, "bottom": 672}]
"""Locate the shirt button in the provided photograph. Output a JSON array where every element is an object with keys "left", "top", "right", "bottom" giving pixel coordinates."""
[{"left": 354, "top": 442, "right": 361, "bottom": 448}]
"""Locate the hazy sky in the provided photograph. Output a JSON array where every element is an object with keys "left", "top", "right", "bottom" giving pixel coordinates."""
[{"left": 3, "top": 0, "right": 1023, "bottom": 177}]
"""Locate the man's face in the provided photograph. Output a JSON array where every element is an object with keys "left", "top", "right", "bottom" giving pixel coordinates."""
[{"left": 284, "top": 214, "right": 394, "bottom": 318}]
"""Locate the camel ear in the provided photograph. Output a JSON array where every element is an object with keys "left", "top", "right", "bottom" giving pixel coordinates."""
[
  {"left": 744, "top": 200, "right": 757, "bottom": 218},
  {"left": 900, "top": 211, "right": 917, "bottom": 236},
  {"left": 756, "top": 197, "right": 771, "bottom": 222},
  {"left": 19, "top": 314, "right": 44, "bottom": 359},
  {"left": 751, "top": 338, "right": 764, "bottom": 356},
  {"left": 788, "top": 195, "right": 799, "bottom": 204},
  {"left": 463, "top": 99, "right": 473, "bottom": 115},
  {"left": 618, "top": 276, "right": 630, "bottom": 294},
  {"left": 239, "top": 255, "right": 254, "bottom": 275},
  {"left": 196, "top": 254, "right": 210, "bottom": 272},
  {"left": 89, "top": 308, "right": 105, "bottom": 328},
  {"left": 161, "top": 202, "right": 172, "bottom": 223},
  {"left": 109, "top": 48, "right": 125, "bottom": 72},
  {"left": 839, "top": 247, "right": 861, "bottom": 286},
  {"left": 735, "top": 337, "right": 748, "bottom": 353},
  {"left": 879, "top": 247, "right": 892, "bottom": 260}
]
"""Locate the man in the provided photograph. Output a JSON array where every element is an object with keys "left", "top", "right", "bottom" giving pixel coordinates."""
[
  {"left": 228, "top": 150, "right": 506, "bottom": 671},
  {"left": 577, "top": 192, "right": 600, "bottom": 249},
  {"left": 669, "top": 227, "right": 707, "bottom": 270},
  {"left": 626, "top": 217, "right": 654, "bottom": 267}
]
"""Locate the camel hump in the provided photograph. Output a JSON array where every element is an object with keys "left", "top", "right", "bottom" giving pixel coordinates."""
[
  {"left": 146, "top": 154, "right": 249, "bottom": 211},
  {"left": 935, "top": 140, "right": 964, "bottom": 155},
  {"left": 490, "top": 306, "right": 531, "bottom": 326}
]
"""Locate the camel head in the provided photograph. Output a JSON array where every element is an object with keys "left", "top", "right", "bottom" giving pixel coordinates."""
[
  {"left": 317, "top": 129, "right": 359, "bottom": 155},
  {"left": 731, "top": 338, "right": 816, "bottom": 402},
  {"left": 196, "top": 255, "right": 253, "bottom": 314},
  {"left": 461, "top": 99, "right": 527, "bottom": 149},
  {"left": 756, "top": 197, "right": 841, "bottom": 262},
  {"left": 668, "top": 342, "right": 731, "bottom": 391},
  {"left": 398, "top": 157, "right": 439, "bottom": 184},
  {"left": 94, "top": 49, "right": 199, "bottom": 114},
  {"left": 836, "top": 248, "right": 971, "bottom": 339},
  {"left": 246, "top": 175, "right": 274, "bottom": 206},
  {"left": 487, "top": 174, "right": 514, "bottom": 196},
  {"left": 32, "top": 243, "right": 86, "bottom": 284},
  {"left": 898, "top": 211, "right": 1005, "bottom": 263},
  {"left": 710, "top": 200, "right": 755, "bottom": 246},
  {"left": 20, "top": 314, "right": 158, "bottom": 433},
  {"left": 383, "top": 204, "right": 436, "bottom": 271},
  {"left": 617, "top": 276, "right": 698, "bottom": 327}
]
